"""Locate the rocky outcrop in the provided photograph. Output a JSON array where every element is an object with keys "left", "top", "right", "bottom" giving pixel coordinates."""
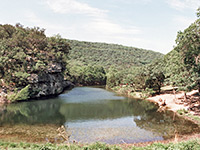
[
  {"left": 27, "top": 63, "right": 73, "bottom": 99},
  {"left": 0, "top": 63, "right": 74, "bottom": 103}
]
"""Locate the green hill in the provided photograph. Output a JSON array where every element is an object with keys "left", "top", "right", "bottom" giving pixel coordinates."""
[
  {"left": 66, "top": 39, "right": 163, "bottom": 86},
  {"left": 67, "top": 39, "right": 163, "bottom": 69}
]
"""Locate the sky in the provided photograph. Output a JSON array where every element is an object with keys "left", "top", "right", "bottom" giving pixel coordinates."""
[{"left": 0, "top": 0, "right": 200, "bottom": 54}]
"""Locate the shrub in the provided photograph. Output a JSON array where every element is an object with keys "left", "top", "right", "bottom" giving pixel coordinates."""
[{"left": 8, "top": 85, "right": 30, "bottom": 101}]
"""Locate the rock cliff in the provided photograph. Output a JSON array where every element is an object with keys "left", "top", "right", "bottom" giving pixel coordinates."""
[
  {"left": 27, "top": 63, "right": 73, "bottom": 99},
  {"left": 0, "top": 63, "right": 73, "bottom": 103}
]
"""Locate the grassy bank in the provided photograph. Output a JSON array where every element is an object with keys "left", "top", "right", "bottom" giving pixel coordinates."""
[{"left": 1, "top": 140, "right": 200, "bottom": 150}]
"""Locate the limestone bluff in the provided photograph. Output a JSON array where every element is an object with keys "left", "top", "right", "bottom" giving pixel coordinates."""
[
  {"left": 0, "top": 24, "right": 73, "bottom": 103},
  {"left": 27, "top": 63, "right": 72, "bottom": 99}
]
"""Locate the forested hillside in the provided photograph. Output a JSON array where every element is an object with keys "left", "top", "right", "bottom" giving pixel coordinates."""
[
  {"left": 0, "top": 24, "right": 164, "bottom": 101},
  {"left": 66, "top": 39, "right": 163, "bottom": 86},
  {"left": 67, "top": 39, "right": 163, "bottom": 68}
]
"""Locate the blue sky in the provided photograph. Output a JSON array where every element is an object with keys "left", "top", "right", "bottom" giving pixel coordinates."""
[{"left": 0, "top": 0, "right": 200, "bottom": 54}]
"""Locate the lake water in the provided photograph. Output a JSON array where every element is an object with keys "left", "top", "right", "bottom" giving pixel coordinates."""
[{"left": 0, "top": 87, "right": 199, "bottom": 144}]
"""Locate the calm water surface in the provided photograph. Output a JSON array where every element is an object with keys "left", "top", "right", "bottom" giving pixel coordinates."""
[{"left": 0, "top": 87, "right": 199, "bottom": 144}]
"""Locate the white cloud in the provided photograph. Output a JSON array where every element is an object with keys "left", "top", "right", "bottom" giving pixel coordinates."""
[
  {"left": 45, "top": 0, "right": 107, "bottom": 17},
  {"left": 88, "top": 18, "right": 141, "bottom": 36},
  {"left": 44, "top": 0, "right": 141, "bottom": 37},
  {"left": 166, "top": 0, "right": 200, "bottom": 10}
]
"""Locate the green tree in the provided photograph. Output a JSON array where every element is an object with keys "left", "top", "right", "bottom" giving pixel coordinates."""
[
  {"left": 175, "top": 9, "right": 200, "bottom": 93},
  {"left": 145, "top": 72, "right": 165, "bottom": 94}
]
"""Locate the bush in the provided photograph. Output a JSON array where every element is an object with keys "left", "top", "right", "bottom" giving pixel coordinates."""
[{"left": 8, "top": 85, "right": 30, "bottom": 101}]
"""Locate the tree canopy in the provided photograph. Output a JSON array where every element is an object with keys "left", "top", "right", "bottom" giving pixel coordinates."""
[
  {"left": 173, "top": 9, "right": 200, "bottom": 93},
  {"left": 0, "top": 24, "right": 71, "bottom": 93}
]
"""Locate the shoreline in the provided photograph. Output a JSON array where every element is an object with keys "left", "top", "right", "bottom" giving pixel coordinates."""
[
  {"left": 147, "top": 90, "right": 199, "bottom": 112},
  {"left": 146, "top": 90, "right": 200, "bottom": 127},
  {"left": 112, "top": 86, "right": 200, "bottom": 120}
]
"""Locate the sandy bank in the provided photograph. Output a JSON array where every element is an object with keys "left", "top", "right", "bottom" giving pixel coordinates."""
[{"left": 147, "top": 90, "right": 199, "bottom": 112}]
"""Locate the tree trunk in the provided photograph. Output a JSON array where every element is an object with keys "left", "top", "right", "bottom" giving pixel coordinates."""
[
  {"left": 158, "top": 85, "right": 161, "bottom": 94},
  {"left": 173, "top": 88, "right": 177, "bottom": 101},
  {"left": 183, "top": 91, "right": 187, "bottom": 101},
  {"left": 173, "top": 87, "right": 177, "bottom": 104}
]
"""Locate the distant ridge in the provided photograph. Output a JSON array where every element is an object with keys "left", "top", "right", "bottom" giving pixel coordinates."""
[{"left": 67, "top": 39, "right": 163, "bottom": 69}]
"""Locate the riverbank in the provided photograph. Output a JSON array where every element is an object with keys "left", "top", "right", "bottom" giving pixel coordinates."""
[
  {"left": 109, "top": 86, "right": 200, "bottom": 147},
  {"left": 0, "top": 81, "right": 75, "bottom": 105},
  {"left": 147, "top": 89, "right": 200, "bottom": 124},
  {"left": 146, "top": 90, "right": 200, "bottom": 131},
  {"left": 111, "top": 86, "right": 200, "bottom": 117},
  {"left": 147, "top": 90, "right": 199, "bottom": 111}
]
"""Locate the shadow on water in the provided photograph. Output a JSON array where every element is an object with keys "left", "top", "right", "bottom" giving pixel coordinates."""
[{"left": 0, "top": 87, "right": 199, "bottom": 143}]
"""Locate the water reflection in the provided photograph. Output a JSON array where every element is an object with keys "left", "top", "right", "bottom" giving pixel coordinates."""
[
  {"left": 0, "top": 87, "right": 199, "bottom": 144},
  {"left": 0, "top": 99, "right": 65, "bottom": 125}
]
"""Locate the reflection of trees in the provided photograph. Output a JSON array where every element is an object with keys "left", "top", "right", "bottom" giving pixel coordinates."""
[
  {"left": 125, "top": 99, "right": 200, "bottom": 139},
  {"left": 0, "top": 99, "right": 65, "bottom": 125},
  {"left": 59, "top": 98, "right": 157, "bottom": 121},
  {"left": 125, "top": 98, "right": 158, "bottom": 116},
  {"left": 0, "top": 97, "right": 158, "bottom": 126},
  {"left": 134, "top": 111, "right": 200, "bottom": 139}
]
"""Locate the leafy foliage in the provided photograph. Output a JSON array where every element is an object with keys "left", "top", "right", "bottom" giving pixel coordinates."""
[
  {"left": 145, "top": 71, "right": 165, "bottom": 94},
  {"left": 67, "top": 39, "right": 163, "bottom": 69},
  {"left": 67, "top": 62, "right": 106, "bottom": 85},
  {"left": 8, "top": 85, "right": 30, "bottom": 101},
  {"left": 121, "top": 8, "right": 200, "bottom": 94},
  {"left": 0, "top": 24, "right": 71, "bottom": 100},
  {"left": 144, "top": 8, "right": 200, "bottom": 93},
  {"left": 174, "top": 12, "right": 200, "bottom": 93},
  {"left": 67, "top": 39, "right": 163, "bottom": 86}
]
